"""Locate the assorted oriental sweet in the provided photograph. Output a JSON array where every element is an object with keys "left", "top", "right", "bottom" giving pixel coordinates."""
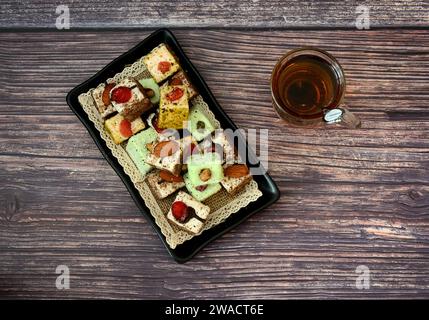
[{"left": 91, "top": 43, "right": 253, "bottom": 235}]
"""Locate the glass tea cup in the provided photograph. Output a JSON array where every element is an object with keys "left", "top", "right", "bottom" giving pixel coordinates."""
[{"left": 270, "top": 48, "right": 361, "bottom": 128}]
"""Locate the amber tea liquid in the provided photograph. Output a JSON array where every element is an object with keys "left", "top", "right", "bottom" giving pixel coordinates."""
[{"left": 271, "top": 53, "right": 344, "bottom": 123}]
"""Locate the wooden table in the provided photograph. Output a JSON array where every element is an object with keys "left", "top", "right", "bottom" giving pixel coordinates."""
[{"left": 0, "top": 1, "right": 428, "bottom": 299}]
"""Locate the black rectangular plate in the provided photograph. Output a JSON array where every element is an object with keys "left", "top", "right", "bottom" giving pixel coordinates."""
[{"left": 66, "top": 28, "right": 280, "bottom": 263}]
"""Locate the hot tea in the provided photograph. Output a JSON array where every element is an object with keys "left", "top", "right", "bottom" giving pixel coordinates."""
[{"left": 271, "top": 54, "right": 343, "bottom": 121}]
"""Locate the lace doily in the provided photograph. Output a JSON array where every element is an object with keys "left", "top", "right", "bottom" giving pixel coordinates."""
[{"left": 78, "top": 55, "right": 262, "bottom": 248}]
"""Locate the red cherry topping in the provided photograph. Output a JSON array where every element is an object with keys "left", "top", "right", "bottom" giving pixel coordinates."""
[
  {"left": 119, "top": 119, "right": 133, "bottom": 138},
  {"left": 158, "top": 61, "right": 171, "bottom": 74},
  {"left": 151, "top": 115, "right": 163, "bottom": 133},
  {"left": 195, "top": 185, "right": 207, "bottom": 192},
  {"left": 166, "top": 87, "right": 184, "bottom": 102},
  {"left": 111, "top": 87, "right": 132, "bottom": 103},
  {"left": 170, "top": 77, "right": 183, "bottom": 86},
  {"left": 171, "top": 201, "right": 189, "bottom": 222}
]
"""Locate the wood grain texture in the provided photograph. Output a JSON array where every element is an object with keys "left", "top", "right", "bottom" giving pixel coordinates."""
[
  {"left": 0, "top": 29, "right": 428, "bottom": 299},
  {"left": 0, "top": 0, "right": 428, "bottom": 29}
]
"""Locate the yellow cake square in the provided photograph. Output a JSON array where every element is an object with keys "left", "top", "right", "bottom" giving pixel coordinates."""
[
  {"left": 158, "top": 84, "right": 189, "bottom": 129},
  {"left": 104, "top": 113, "right": 145, "bottom": 144},
  {"left": 143, "top": 43, "right": 180, "bottom": 83}
]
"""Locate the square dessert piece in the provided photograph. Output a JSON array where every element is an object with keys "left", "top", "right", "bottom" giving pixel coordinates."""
[
  {"left": 211, "top": 130, "right": 236, "bottom": 165},
  {"left": 147, "top": 171, "right": 185, "bottom": 199},
  {"left": 110, "top": 78, "right": 152, "bottom": 120},
  {"left": 125, "top": 127, "right": 158, "bottom": 176},
  {"left": 183, "top": 173, "right": 221, "bottom": 202},
  {"left": 187, "top": 152, "right": 224, "bottom": 186},
  {"left": 143, "top": 43, "right": 180, "bottom": 83},
  {"left": 181, "top": 135, "right": 200, "bottom": 164},
  {"left": 105, "top": 113, "right": 145, "bottom": 144},
  {"left": 145, "top": 139, "right": 183, "bottom": 176},
  {"left": 91, "top": 83, "right": 115, "bottom": 119},
  {"left": 221, "top": 164, "right": 252, "bottom": 195},
  {"left": 188, "top": 106, "right": 216, "bottom": 141},
  {"left": 167, "top": 191, "right": 211, "bottom": 234},
  {"left": 158, "top": 84, "right": 189, "bottom": 129},
  {"left": 169, "top": 70, "right": 198, "bottom": 99}
]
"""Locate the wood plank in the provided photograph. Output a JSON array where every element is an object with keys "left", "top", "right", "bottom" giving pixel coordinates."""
[
  {"left": 0, "top": 30, "right": 428, "bottom": 298},
  {"left": 1, "top": 30, "right": 429, "bottom": 116},
  {"left": 1, "top": 116, "right": 428, "bottom": 185},
  {"left": 0, "top": 0, "right": 428, "bottom": 29},
  {"left": 1, "top": 154, "right": 429, "bottom": 218}
]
